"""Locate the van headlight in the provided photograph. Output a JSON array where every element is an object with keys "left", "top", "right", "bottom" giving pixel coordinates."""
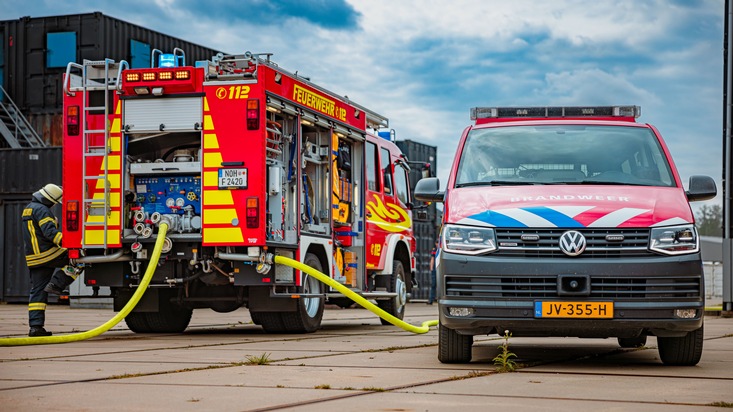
[
  {"left": 443, "top": 224, "right": 497, "bottom": 255},
  {"left": 649, "top": 224, "right": 699, "bottom": 255}
]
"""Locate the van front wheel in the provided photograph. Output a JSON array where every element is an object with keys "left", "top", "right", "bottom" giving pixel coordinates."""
[
  {"left": 438, "top": 323, "right": 473, "bottom": 363},
  {"left": 657, "top": 324, "right": 704, "bottom": 366}
]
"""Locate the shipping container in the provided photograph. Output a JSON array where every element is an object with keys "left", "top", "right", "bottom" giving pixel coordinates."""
[
  {"left": 412, "top": 220, "right": 438, "bottom": 300},
  {"left": 0, "top": 198, "right": 63, "bottom": 303},
  {"left": 396, "top": 139, "right": 439, "bottom": 301},
  {"left": 0, "top": 12, "right": 224, "bottom": 145},
  {"left": 0, "top": 146, "right": 63, "bottom": 302},
  {"left": 0, "top": 146, "right": 62, "bottom": 194}
]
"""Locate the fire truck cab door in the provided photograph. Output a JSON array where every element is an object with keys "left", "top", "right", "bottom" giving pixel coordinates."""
[{"left": 365, "top": 141, "right": 410, "bottom": 270}]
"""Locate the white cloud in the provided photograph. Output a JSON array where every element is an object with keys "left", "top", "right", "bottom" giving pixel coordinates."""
[{"left": 2, "top": 0, "right": 725, "bottom": 197}]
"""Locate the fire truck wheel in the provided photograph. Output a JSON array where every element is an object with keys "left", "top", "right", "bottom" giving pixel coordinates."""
[
  {"left": 377, "top": 259, "right": 407, "bottom": 325},
  {"left": 124, "top": 301, "right": 192, "bottom": 333},
  {"left": 328, "top": 297, "right": 355, "bottom": 309},
  {"left": 280, "top": 253, "right": 325, "bottom": 333},
  {"left": 250, "top": 311, "right": 287, "bottom": 333}
]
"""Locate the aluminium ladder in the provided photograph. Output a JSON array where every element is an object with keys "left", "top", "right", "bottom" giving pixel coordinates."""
[{"left": 64, "top": 59, "right": 127, "bottom": 248}]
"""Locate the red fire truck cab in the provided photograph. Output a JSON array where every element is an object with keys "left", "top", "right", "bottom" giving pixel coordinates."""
[{"left": 62, "top": 50, "right": 415, "bottom": 333}]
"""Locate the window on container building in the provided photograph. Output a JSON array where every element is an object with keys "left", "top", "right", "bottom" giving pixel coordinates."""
[
  {"left": 46, "top": 32, "right": 77, "bottom": 68},
  {"left": 130, "top": 40, "right": 151, "bottom": 69}
]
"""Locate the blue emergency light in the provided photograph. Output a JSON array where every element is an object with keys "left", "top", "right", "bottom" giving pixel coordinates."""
[
  {"left": 159, "top": 53, "right": 178, "bottom": 68},
  {"left": 377, "top": 129, "right": 396, "bottom": 141}
]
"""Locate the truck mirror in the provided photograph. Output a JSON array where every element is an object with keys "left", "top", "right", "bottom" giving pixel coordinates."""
[
  {"left": 414, "top": 177, "right": 444, "bottom": 203},
  {"left": 685, "top": 175, "right": 717, "bottom": 202}
]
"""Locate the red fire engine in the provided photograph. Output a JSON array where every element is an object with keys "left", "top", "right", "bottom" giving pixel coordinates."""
[{"left": 61, "top": 50, "right": 415, "bottom": 333}]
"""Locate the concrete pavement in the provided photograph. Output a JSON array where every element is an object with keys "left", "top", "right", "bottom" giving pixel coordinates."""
[{"left": 0, "top": 302, "right": 731, "bottom": 411}]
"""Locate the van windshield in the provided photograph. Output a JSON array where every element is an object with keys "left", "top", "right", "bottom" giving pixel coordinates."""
[{"left": 455, "top": 125, "right": 675, "bottom": 187}]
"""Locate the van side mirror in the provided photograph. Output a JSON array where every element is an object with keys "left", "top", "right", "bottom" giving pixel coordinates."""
[
  {"left": 414, "top": 177, "right": 444, "bottom": 203},
  {"left": 686, "top": 175, "right": 717, "bottom": 202}
]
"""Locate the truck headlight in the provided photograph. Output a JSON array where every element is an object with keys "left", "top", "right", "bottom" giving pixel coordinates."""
[
  {"left": 649, "top": 224, "right": 698, "bottom": 255},
  {"left": 443, "top": 224, "right": 497, "bottom": 255}
]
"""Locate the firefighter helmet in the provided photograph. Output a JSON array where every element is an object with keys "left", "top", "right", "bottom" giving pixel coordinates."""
[{"left": 38, "top": 184, "right": 63, "bottom": 205}]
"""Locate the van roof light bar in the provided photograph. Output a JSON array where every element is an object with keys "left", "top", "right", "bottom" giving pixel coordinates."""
[{"left": 470, "top": 105, "right": 641, "bottom": 120}]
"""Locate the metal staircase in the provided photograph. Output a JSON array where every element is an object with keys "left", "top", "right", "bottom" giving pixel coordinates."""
[
  {"left": 64, "top": 59, "right": 127, "bottom": 248},
  {"left": 0, "top": 85, "right": 46, "bottom": 148}
]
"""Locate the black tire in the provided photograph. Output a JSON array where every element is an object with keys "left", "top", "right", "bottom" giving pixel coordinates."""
[
  {"left": 280, "top": 253, "right": 325, "bottom": 333},
  {"left": 658, "top": 324, "right": 704, "bottom": 366},
  {"left": 618, "top": 335, "right": 647, "bottom": 348},
  {"left": 124, "top": 312, "right": 152, "bottom": 333},
  {"left": 124, "top": 292, "right": 192, "bottom": 333},
  {"left": 438, "top": 323, "right": 473, "bottom": 363},
  {"left": 328, "top": 297, "right": 355, "bottom": 309},
  {"left": 250, "top": 311, "right": 287, "bottom": 333},
  {"left": 377, "top": 259, "right": 407, "bottom": 325}
]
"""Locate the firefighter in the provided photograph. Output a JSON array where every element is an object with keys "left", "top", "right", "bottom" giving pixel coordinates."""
[{"left": 22, "top": 184, "right": 78, "bottom": 337}]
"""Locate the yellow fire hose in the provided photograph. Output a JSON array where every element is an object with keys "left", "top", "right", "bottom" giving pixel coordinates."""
[
  {"left": 0, "top": 226, "right": 435, "bottom": 346},
  {"left": 273, "top": 255, "right": 438, "bottom": 334},
  {"left": 0, "top": 223, "right": 169, "bottom": 347}
]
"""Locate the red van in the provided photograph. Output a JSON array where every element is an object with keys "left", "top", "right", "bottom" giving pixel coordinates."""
[{"left": 415, "top": 106, "right": 717, "bottom": 365}]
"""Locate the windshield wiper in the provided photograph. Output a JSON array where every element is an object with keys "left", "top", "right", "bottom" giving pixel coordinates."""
[
  {"left": 580, "top": 180, "right": 649, "bottom": 186},
  {"left": 456, "top": 180, "right": 539, "bottom": 188}
]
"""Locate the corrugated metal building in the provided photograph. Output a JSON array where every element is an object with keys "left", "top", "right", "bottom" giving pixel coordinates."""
[
  {"left": 396, "top": 139, "right": 440, "bottom": 301},
  {"left": 0, "top": 12, "right": 224, "bottom": 147}
]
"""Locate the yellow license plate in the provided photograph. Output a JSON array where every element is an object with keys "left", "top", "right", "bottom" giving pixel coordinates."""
[{"left": 534, "top": 301, "right": 613, "bottom": 318}]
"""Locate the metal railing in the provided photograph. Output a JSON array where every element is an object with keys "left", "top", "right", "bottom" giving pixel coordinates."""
[{"left": 0, "top": 84, "right": 45, "bottom": 148}]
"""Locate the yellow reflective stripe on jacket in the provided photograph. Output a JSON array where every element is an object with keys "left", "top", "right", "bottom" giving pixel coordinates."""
[
  {"left": 26, "top": 247, "right": 66, "bottom": 267},
  {"left": 28, "top": 302, "right": 47, "bottom": 311},
  {"left": 27, "top": 221, "right": 40, "bottom": 255},
  {"left": 39, "top": 216, "right": 57, "bottom": 227},
  {"left": 53, "top": 231, "right": 63, "bottom": 246}
]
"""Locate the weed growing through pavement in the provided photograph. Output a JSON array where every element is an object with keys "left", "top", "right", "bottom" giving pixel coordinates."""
[
  {"left": 493, "top": 330, "right": 517, "bottom": 373},
  {"left": 244, "top": 353, "right": 272, "bottom": 365},
  {"left": 362, "top": 387, "right": 386, "bottom": 392},
  {"left": 314, "top": 384, "right": 331, "bottom": 389}
]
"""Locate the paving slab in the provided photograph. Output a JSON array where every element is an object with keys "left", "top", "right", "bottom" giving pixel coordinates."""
[
  {"left": 413, "top": 370, "right": 732, "bottom": 405},
  {"left": 279, "top": 391, "right": 719, "bottom": 412},
  {"left": 120, "top": 363, "right": 468, "bottom": 391},
  {"left": 0, "top": 303, "right": 731, "bottom": 411},
  {"left": 0, "top": 358, "right": 221, "bottom": 382},
  {"left": 0, "top": 382, "right": 356, "bottom": 412}
]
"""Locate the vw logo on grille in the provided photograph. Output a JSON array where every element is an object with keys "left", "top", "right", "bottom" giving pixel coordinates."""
[{"left": 559, "top": 230, "right": 587, "bottom": 256}]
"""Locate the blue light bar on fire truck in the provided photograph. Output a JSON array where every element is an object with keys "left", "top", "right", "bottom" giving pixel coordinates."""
[
  {"left": 159, "top": 53, "right": 177, "bottom": 68},
  {"left": 470, "top": 105, "right": 641, "bottom": 120}
]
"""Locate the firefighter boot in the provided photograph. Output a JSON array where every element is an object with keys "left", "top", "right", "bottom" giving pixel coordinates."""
[
  {"left": 29, "top": 326, "right": 52, "bottom": 337},
  {"left": 43, "top": 282, "right": 65, "bottom": 296}
]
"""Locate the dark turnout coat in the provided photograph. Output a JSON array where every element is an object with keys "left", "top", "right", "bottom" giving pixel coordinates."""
[{"left": 22, "top": 195, "right": 66, "bottom": 267}]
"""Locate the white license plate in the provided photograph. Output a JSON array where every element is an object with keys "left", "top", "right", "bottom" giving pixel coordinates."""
[{"left": 218, "top": 168, "right": 247, "bottom": 189}]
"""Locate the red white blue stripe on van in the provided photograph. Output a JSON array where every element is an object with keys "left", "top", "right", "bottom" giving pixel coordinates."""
[{"left": 457, "top": 206, "right": 690, "bottom": 228}]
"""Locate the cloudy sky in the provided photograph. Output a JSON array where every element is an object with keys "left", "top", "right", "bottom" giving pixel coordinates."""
[{"left": 4, "top": 0, "right": 726, "bottom": 209}]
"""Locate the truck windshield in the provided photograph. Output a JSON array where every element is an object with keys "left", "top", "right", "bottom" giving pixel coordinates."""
[{"left": 455, "top": 125, "right": 675, "bottom": 187}]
